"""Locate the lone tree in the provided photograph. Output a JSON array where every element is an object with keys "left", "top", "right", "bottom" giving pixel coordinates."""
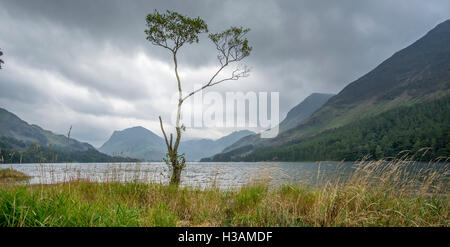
[
  {"left": 0, "top": 49, "right": 4, "bottom": 69},
  {"left": 145, "top": 10, "right": 252, "bottom": 185}
]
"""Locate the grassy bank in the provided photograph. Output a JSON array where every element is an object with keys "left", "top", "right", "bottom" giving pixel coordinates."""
[
  {"left": 0, "top": 170, "right": 448, "bottom": 227},
  {"left": 0, "top": 158, "right": 448, "bottom": 227},
  {"left": 0, "top": 181, "right": 448, "bottom": 227}
]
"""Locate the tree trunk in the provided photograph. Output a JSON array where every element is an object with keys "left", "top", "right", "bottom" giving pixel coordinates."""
[
  {"left": 170, "top": 164, "right": 182, "bottom": 185},
  {"left": 158, "top": 51, "right": 186, "bottom": 187},
  {"left": 159, "top": 112, "right": 185, "bottom": 186}
]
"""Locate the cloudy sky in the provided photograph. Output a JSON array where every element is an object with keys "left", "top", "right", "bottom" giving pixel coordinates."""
[{"left": 0, "top": 0, "right": 449, "bottom": 147}]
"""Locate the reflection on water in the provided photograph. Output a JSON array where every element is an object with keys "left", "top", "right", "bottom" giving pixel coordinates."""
[{"left": 0, "top": 161, "right": 448, "bottom": 191}]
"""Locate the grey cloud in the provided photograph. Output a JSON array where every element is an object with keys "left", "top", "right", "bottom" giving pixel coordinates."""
[{"left": 0, "top": 0, "right": 449, "bottom": 145}]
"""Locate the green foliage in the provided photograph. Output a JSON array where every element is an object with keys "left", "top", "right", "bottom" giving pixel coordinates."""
[
  {"left": 209, "top": 26, "right": 252, "bottom": 63},
  {"left": 234, "top": 185, "right": 267, "bottom": 210},
  {"left": 145, "top": 10, "right": 208, "bottom": 52},
  {"left": 149, "top": 202, "right": 178, "bottom": 227},
  {"left": 144, "top": 10, "right": 252, "bottom": 63}
]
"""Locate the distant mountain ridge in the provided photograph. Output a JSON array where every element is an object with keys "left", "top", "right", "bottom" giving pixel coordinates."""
[
  {"left": 178, "top": 130, "right": 255, "bottom": 161},
  {"left": 99, "top": 126, "right": 254, "bottom": 161}
]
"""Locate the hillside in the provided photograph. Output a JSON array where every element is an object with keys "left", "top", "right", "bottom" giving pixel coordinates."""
[
  {"left": 207, "top": 96, "right": 450, "bottom": 162},
  {"left": 211, "top": 19, "right": 450, "bottom": 161},
  {"left": 279, "top": 93, "right": 335, "bottom": 132},
  {"left": 0, "top": 108, "right": 136, "bottom": 163},
  {"left": 220, "top": 93, "right": 335, "bottom": 154},
  {"left": 0, "top": 108, "right": 93, "bottom": 152}
]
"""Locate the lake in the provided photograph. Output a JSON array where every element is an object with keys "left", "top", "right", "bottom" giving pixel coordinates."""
[{"left": 1, "top": 161, "right": 448, "bottom": 191}]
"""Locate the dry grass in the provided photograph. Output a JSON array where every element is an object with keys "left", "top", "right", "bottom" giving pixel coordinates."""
[
  {"left": 0, "top": 168, "right": 31, "bottom": 183},
  {"left": 0, "top": 157, "right": 448, "bottom": 227}
]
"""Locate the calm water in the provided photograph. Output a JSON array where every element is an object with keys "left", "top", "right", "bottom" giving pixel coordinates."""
[{"left": 1, "top": 161, "right": 448, "bottom": 190}]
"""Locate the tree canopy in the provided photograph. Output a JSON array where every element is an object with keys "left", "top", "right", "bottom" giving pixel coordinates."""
[{"left": 145, "top": 10, "right": 208, "bottom": 52}]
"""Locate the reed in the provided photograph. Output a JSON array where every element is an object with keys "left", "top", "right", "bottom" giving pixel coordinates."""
[{"left": 0, "top": 157, "right": 448, "bottom": 227}]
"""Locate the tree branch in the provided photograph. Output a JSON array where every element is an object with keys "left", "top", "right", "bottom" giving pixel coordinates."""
[
  {"left": 182, "top": 65, "right": 250, "bottom": 101},
  {"left": 159, "top": 116, "right": 171, "bottom": 151}
]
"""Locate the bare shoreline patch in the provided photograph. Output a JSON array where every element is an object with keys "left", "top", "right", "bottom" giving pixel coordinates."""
[{"left": 0, "top": 168, "right": 31, "bottom": 183}]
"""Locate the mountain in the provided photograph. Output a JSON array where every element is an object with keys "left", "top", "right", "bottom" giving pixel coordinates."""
[
  {"left": 178, "top": 130, "right": 254, "bottom": 161},
  {"left": 218, "top": 93, "right": 335, "bottom": 154},
  {"left": 99, "top": 126, "right": 254, "bottom": 161},
  {"left": 209, "top": 19, "right": 450, "bottom": 161},
  {"left": 279, "top": 93, "right": 335, "bottom": 132},
  {"left": 99, "top": 126, "right": 166, "bottom": 161},
  {"left": 0, "top": 107, "right": 94, "bottom": 152},
  {"left": 0, "top": 107, "right": 135, "bottom": 163}
]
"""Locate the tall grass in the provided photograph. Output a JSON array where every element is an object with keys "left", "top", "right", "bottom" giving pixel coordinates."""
[{"left": 0, "top": 157, "right": 448, "bottom": 227}]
